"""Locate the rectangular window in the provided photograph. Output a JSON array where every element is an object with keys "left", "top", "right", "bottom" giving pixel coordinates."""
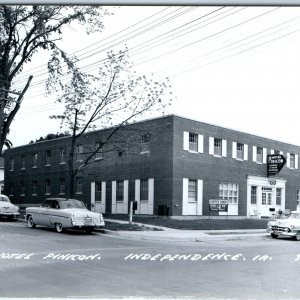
[
  {"left": 188, "top": 179, "right": 197, "bottom": 202},
  {"left": 141, "top": 134, "right": 150, "bottom": 153},
  {"left": 60, "top": 148, "right": 66, "bottom": 164},
  {"left": 236, "top": 143, "right": 244, "bottom": 160},
  {"left": 276, "top": 188, "right": 282, "bottom": 205},
  {"left": 189, "top": 133, "right": 198, "bottom": 152},
  {"left": 290, "top": 153, "right": 296, "bottom": 169},
  {"left": 297, "top": 190, "right": 300, "bottom": 207},
  {"left": 32, "top": 153, "right": 38, "bottom": 168},
  {"left": 116, "top": 181, "right": 124, "bottom": 202},
  {"left": 256, "top": 147, "right": 263, "bottom": 163},
  {"left": 76, "top": 177, "right": 83, "bottom": 194},
  {"left": 9, "top": 183, "right": 14, "bottom": 197},
  {"left": 59, "top": 179, "right": 66, "bottom": 195},
  {"left": 45, "top": 179, "right": 51, "bottom": 195},
  {"left": 32, "top": 181, "right": 38, "bottom": 195},
  {"left": 45, "top": 150, "right": 51, "bottom": 166},
  {"left": 140, "top": 179, "right": 149, "bottom": 201},
  {"left": 9, "top": 158, "right": 14, "bottom": 171},
  {"left": 219, "top": 183, "right": 239, "bottom": 204},
  {"left": 214, "top": 138, "right": 222, "bottom": 156},
  {"left": 95, "top": 142, "right": 103, "bottom": 160},
  {"left": 21, "top": 155, "right": 26, "bottom": 169},
  {"left": 76, "top": 145, "right": 83, "bottom": 161},
  {"left": 96, "top": 182, "right": 102, "bottom": 202},
  {"left": 20, "top": 182, "right": 25, "bottom": 196},
  {"left": 251, "top": 186, "right": 257, "bottom": 204}
]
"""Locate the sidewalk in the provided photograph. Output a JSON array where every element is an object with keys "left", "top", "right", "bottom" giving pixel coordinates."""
[{"left": 102, "top": 218, "right": 268, "bottom": 242}]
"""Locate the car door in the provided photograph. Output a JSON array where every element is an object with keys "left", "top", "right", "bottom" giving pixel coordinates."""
[{"left": 38, "top": 200, "right": 52, "bottom": 226}]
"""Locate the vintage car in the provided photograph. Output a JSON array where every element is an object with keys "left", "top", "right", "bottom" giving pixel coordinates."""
[
  {"left": 267, "top": 211, "right": 300, "bottom": 240},
  {"left": 0, "top": 194, "right": 20, "bottom": 220},
  {"left": 25, "top": 198, "right": 105, "bottom": 233}
]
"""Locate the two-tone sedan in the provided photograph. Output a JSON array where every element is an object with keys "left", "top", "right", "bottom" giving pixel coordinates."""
[
  {"left": 0, "top": 194, "right": 20, "bottom": 220},
  {"left": 25, "top": 198, "right": 105, "bottom": 233}
]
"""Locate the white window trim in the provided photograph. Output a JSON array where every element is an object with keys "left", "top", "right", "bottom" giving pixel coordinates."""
[{"left": 184, "top": 131, "right": 204, "bottom": 154}]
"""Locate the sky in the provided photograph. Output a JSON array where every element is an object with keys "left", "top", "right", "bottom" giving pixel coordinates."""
[{"left": 8, "top": 5, "right": 300, "bottom": 147}]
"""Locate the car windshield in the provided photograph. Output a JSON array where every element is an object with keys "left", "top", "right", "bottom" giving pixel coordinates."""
[
  {"left": 289, "top": 213, "right": 300, "bottom": 219},
  {"left": 59, "top": 200, "right": 86, "bottom": 209},
  {"left": 0, "top": 196, "right": 10, "bottom": 202}
]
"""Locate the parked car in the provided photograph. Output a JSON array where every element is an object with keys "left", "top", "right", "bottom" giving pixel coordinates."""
[
  {"left": 267, "top": 211, "right": 300, "bottom": 240},
  {"left": 0, "top": 194, "right": 20, "bottom": 220},
  {"left": 25, "top": 198, "right": 105, "bottom": 233}
]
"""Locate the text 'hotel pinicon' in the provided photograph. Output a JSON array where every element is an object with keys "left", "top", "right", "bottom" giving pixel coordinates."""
[{"left": 4, "top": 115, "right": 300, "bottom": 219}]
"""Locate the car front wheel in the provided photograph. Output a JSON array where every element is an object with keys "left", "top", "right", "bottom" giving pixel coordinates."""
[
  {"left": 55, "top": 223, "right": 64, "bottom": 233},
  {"left": 27, "top": 215, "right": 36, "bottom": 229},
  {"left": 294, "top": 232, "right": 300, "bottom": 241},
  {"left": 271, "top": 233, "right": 278, "bottom": 239}
]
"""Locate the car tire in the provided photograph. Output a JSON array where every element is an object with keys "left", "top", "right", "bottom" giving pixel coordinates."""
[
  {"left": 294, "top": 232, "right": 300, "bottom": 241},
  {"left": 271, "top": 233, "right": 278, "bottom": 239},
  {"left": 55, "top": 223, "right": 64, "bottom": 233},
  {"left": 27, "top": 215, "right": 36, "bottom": 229},
  {"left": 85, "top": 228, "right": 93, "bottom": 234}
]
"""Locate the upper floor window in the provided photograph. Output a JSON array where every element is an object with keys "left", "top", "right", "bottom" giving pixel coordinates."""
[
  {"left": 116, "top": 180, "right": 124, "bottom": 202},
  {"left": 141, "top": 134, "right": 150, "bottom": 154},
  {"left": 183, "top": 132, "right": 203, "bottom": 153},
  {"left": 236, "top": 143, "right": 244, "bottom": 160},
  {"left": 60, "top": 148, "right": 66, "bottom": 164},
  {"left": 95, "top": 142, "right": 103, "bottom": 160},
  {"left": 232, "top": 142, "right": 248, "bottom": 161},
  {"left": 253, "top": 146, "right": 267, "bottom": 164},
  {"left": 140, "top": 179, "right": 149, "bottom": 201},
  {"left": 256, "top": 147, "right": 263, "bottom": 163},
  {"left": 219, "top": 182, "right": 239, "bottom": 204},
  {"left": 76, "top": 145, "right": 83, "bottom": 161},
  {"left": 287, "top": 153, "right": 298, "bottom": 169},
  {"left": 21, "top": 155, "right": 26, "bottom": 169},
  {"left": 189, "top": 133, "right": 198, "bottom": 152},
  {"left": 32, "top": 153, "right": 38, "bottom": 168},
  {"left": 214, "top": 138, "right": 222, "bottom": 156},
  {"left": 45, "top": 150, "right": 51, "bottom": 166},
  {"left": 9, "top": 158, "right": 14, "bottom": 171}
]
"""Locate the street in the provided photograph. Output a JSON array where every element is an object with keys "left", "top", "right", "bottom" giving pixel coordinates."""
[{"left": 1, "top": 221, "right": 300, "bottom": 299}]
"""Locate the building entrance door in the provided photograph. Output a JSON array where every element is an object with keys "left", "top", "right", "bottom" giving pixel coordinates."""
[{"left": 261, "top": 187, "right": 273, "bottom": 217}]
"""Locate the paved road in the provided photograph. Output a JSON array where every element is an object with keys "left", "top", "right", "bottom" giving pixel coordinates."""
[{"left": 1, "top": 221, "right": 300, "bottom": 299}]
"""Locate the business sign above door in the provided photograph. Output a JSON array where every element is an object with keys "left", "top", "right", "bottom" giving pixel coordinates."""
[{"left": 267, "top": 154, "right": 286, "bottom": 177}]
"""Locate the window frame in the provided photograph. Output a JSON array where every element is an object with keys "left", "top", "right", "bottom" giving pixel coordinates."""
[{"left": 214, "top": 138, "right": 222, "bottom": 156}]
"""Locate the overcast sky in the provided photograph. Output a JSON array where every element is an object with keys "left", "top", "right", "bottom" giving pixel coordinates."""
[{"left": 9, "top": 5, "right": 300, "bottom": 147}]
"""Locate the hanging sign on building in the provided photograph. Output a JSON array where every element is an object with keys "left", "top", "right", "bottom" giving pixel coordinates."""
[
  {"left": 267, "top": 154, "right": 286, "bottom": 177},
  {"left": 209, "top": 199, "right": 228, "bottom": 212}
]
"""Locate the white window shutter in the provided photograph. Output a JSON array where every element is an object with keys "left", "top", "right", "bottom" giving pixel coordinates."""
[
  {"left": 183, "top": 132, "right": 189, "bottom": 151},
  {"left": 244, "top": 144, "right": 248, "bottom": 161},
  {"left": 197, "top": 180, "right": 203, "bottom": 216},
  {"left": 232, "top": 142, "right": 237, "bottom": 159},
  {"left": 198, "top": 134, "right": 204, "bottom": 153},
  {"left": 287, "top": 153, "right": 291, "bottom": 168},
  {"left": 280, "top": 151, "right": 283, "bottom": 155},
  {"left": 123, "top": 180, "right": 129, "bottom": 214},
  {"left": 148, "top": 178, "right": 154, "bottom": 215},
  {"left": 296, "top": 154, "right": 299, "bottom": 169},
  {"left": 222, "top": 139, "right": 227, "bottom": 157},
  {"left": 182, "top": 178, "right": 189, "bottom": 215},
  {"left": 270, "top": 149, "right": 274, "bottom": 154},
  {"left": 111, "top": 181, "right": 116, "bottom": 214},
  {"left": 253, "top": 146, "right": 257, "bottom": 162},
  {"left": 135, "top": 179, "right": 140, "bottom": 214},
  {"left": 263, "top": 148, "right": 267, "bottom": 164},
  {"left": 209, "top": 137, "right": 214, "bottom": 155}
]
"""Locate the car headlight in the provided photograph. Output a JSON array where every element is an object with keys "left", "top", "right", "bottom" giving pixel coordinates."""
[{"left": 290, "top": 225, "right": 295, "bottom": 230}]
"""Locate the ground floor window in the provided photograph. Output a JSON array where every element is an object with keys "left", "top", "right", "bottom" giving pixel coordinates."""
[
  {"left": 96, "top": 182, "right": 102, "bottom": 202},
  {"left": 251, "top": 186, "right": 257, "bottom": 204},
  {"left": 76, "top": 177, "right": 83, "bottom": 194},
  {"left": 188, "top": 179, "right": 197, "bottom": 202},
  {"left": 219, "top": 182, "right": 238, "bottom": 204},
  {"left": 276, "top": 188, "right": 282, "bottom": 205},
  {"left": 32, "top": 181, "right": 37, "bottom": 195},
  {"left": 140, "top": 179, "right": 149, "bottom": 201},
  {"left": 116, "top": 181, "right": 124, "bottom": 201},
  {"left": 59, "top": 179, "right": 66, "bottom": 195}
]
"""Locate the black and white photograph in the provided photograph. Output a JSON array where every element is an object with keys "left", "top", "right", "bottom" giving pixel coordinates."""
[{"left": 1, "top": 1, "right": 300, "bottom": 299}]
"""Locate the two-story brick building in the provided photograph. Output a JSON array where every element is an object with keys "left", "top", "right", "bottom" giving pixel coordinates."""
[{"left": 4, "top": 115, "right": 300, "bottom": 219}]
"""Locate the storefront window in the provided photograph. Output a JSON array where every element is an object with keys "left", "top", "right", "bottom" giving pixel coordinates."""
[
  {"left": 219, "top": 183, "right": 238, "bottom": 204},
  {"left": 251, "top": 186, "right": 257, "bottom": 204}
]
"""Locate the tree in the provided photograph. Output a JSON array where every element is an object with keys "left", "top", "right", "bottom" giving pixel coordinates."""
[
  {"left": 0, "top": 5, "right": 110, "bottom": 153},
  {"left": 50, "top": 50, "right": 172, "bottom": 198}
]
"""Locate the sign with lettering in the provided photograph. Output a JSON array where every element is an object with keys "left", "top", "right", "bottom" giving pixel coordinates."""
[
  {"left": 267, "top": 154, "right": 286, "bottom": 177},
  {"left": 209, "top": 199, "right": 228, "bottom": 212}
]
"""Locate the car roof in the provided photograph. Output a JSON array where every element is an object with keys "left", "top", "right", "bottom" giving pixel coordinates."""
[
  {"left": 45, "top": 198, "right": 79, "bottom": 202},
  {"left": 0, "top": 194, "right": 10, "bottom": 201}
]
